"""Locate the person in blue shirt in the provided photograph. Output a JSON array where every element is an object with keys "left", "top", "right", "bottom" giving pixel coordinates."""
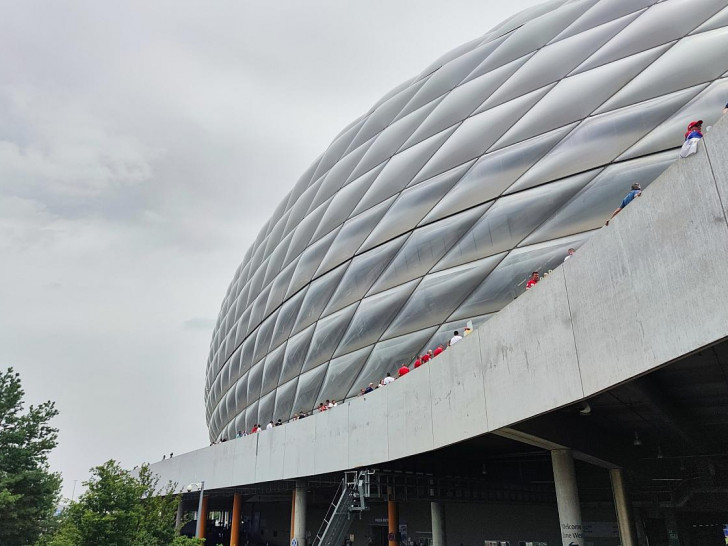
[{"left": 605, "top": 183, "right": 641, "bottom": 226}]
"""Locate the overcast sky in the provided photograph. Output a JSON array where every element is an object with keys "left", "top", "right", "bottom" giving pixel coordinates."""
[{"left": 0, "top": 0, "right": 544, "bottom": 499}]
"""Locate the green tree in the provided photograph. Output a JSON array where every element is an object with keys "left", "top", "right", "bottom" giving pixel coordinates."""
[
  {"left": 48, "top": 460, "right": 202, "bottom": 546},
  {"left": 0, "top": 367, "right": 61, "bottom": 546}
]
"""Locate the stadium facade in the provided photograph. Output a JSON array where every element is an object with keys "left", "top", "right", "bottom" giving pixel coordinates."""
[{"left": 205, "top": 0, "right": 728, "bottom": 441}]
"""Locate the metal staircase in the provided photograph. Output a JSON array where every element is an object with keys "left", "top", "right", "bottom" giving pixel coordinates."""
[{"left": 312, "top": 471, "right": 374, "bottom": 546}]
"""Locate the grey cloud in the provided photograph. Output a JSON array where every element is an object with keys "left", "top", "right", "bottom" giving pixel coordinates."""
[
  {"left": 0, "top": 0, "right": 543, "bottom": 499},
  {"left": 183, "top": 318, "right": 216, "bottom": 331}
]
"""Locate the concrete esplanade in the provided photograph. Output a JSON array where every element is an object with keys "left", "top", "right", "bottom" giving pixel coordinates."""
[{"left": 156, "top": 118, "right": 728, "bottom": 546}]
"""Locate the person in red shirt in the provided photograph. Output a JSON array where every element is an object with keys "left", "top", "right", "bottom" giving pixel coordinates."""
[
  {"left": 421, "top": 353, "right": 430, "bottom": 364},
  {"left": 526, "top": 271, "right": 540, "bottom": 290},
  {"left": 433, "top": 346, "right": 444, "bottom": 357},
  {"left": 414, "top": 357, "right": 422, "bottom": 368},
  {"left": 398, "top": 365, "right": 410, "bottom": 377}
]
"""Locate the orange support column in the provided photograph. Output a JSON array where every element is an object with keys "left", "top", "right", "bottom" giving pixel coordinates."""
[
  {"left": 198, "top": 495, "right": 208, "bottom": 540},
  {"left": 230, "top": 493, "right": 242, "bottom": 546},
  {"left": 387, "top": 487, "right": 399, "bottom": 546}
]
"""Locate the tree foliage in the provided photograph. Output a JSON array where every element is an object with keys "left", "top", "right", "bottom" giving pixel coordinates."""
[
  {"left": 0, "top": 367, "right": 61, "bottom": 546},
  {"left": 47, "top": 460, "right": 202, "bottom": 546}
]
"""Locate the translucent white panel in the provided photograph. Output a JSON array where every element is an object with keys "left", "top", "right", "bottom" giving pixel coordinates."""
[
  {"left": 225, "top": 421, "right": 237, "bottom": 442},
  {"left": 281, "top": 177, "right": 324, "bottom": 244},
  {"left": 252, "top": 309, "right": 277, "bottom": 365},
  {"left": 415, "top": 35, "right": 487, "bottom": 83},
  {"left": 244, "top": 261, "right": 268, "bottom": 312},
  {"left": 262, "top": 211, "right": 290, "bottom": 263},
  {"left": 264, "top": 254, "right": 299, "bottom": 318},
  {"left": 302, "top": 303, "right": 358, "bottom": 374},
  {"left": 360, "top": 162, "right": 473, "bottom": 253},
  {"left": 272, "top": 378, "right": 298, "bottom": 421},
  {"left": 310, "top": 116, "right": 367, "bottom": 183},
  {"left": 224, "top": 386, "right": 236, "bottom": 425},
  {"left": 269, "top": 288, "right": 306, "bottom": 351},
  {"left": 596, "top": 30, "right": 728, "bottom": 112},
  {"left": 323, "top": 235, "right": 406, "bottom": 316},
  {"left": 476, "top": 0, "right": 594, "bottom": 73},
  {"left": 279, "top": 324, "right": 315, "bottom": 385},
  {"left": 554, "top": 0, "right": 654, "bottom": 42},
  {"left": 261, "top": 342, "right": 287, "bottom": 397},
  {"left": 291, "top": 364, "right": 329, "bottom": 414},
  {"left": 285, "top": 228, "right": 338, "bottom": 299},
  {"left": 310, "top": 164, "right": 385, "bottom": 243},
  {"left": 228, "top": 333, "right": 245, "bottom": 380},
  {"left": 620, "top": 79, "right": 728, "bottom": 160},
  {"left": 234, "top": 310, "right": 252, "bottom": 350},
  {"left": 282, "top": 198, "right": 331, "bottom": 270},
  {"left": 693, "top": 5, "right": 728, "bottom": 34},
  {"left": 246, "top": 360, "right": 265, "bottom": 407},
  {"left": 414, "top": 85, "right": 554, "bottom": 183},
  {"left": 234, "top": 282, "right": 252, "bottom": 322},
  {"left": 266, "top": 198, "right": 290, "bottom": 240},
  {"left": 495, "top": 45, "right": 668, "bottom": 149},
  {"left": 424, "top": 125, "right": 575, "bottom": 223},
  {"left": 318, "top": 346, "right": 371, "bottom": 402},
  {"left": 383, "top": 255, "right": 504, "bottom": 340},
  {"left": 307, "top": 139, "right": 375, "bottom": 214},
  {"left": 510, "top": 87, "right": 701, "bottom": 192},
  {"left": 487, "top": 0, "right": 568, "bottom": 39},
  {"left": 247, "top": 285, "right": 272, "bottom": 338},
  {"left": 257, "top": 391, "right": 276, "bottom": 426},
  {"left": 483, "top": 13, "right": 633, "bottom": 110},
  {"left": 577, "top": 0, "right": 724, "bottom": 74},
  {"left": 395, "top": 42, "right": 500, "bottom": 122},
  {"left": 522, "top": 151, "right": 676, "bottom": 245},
  {"left": 344, "top": 79, "right": 428, "bottom": 155},
  {"left": 451, "top": 234, "right": 589, "bottom": 320},
  {"left": 333, "top": 280, "right": 419, "bottom": 358},
  {"left": 351, "top": 126, "right": 457, "bottom": 217},
  {"left": 436, "top": 172, "right": 591, "bottom": 272},
  {"left": 370, "top": 205, "right": 487, "bottom": 295},
  {"left": 404, "top": 56, "right": 531, "bottom": 148},
  {"left": 315, "top": 197, "right": 395, "bottom": 277},
  {"left": 347, "top": 99, "right": 442, "bottom": 183},
  {"left": 346, "top": 328, "right": 437, "bottom": 398},
  {"left": 291, "top": 265, "right": 346, "bottom": 336},
  {"left": 234, "top": 372, "right": 249, "bottom": 415},
  {"left": 238, "top": 334, "right": 256, "bottom": 377}
]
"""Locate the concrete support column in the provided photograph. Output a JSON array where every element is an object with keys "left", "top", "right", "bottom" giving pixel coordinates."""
[
  {"left": 610, "top": 468, "right": 637, "bottom": 546},
  {"left": 292, "top": 480, "right": 307, "bottom": 546},
  {"left": 230, "top": 493, "right": 242, "bottom": 546},
  {"left": 665, "top": 511, "right": 680, "bottom": 546},
  {"left": 551, "top": 449, "right": 584, "bottom": 546},
  {"left": 388, "top": 487, "right": 399, "bottom": 546},
  {"left": 197, "top": 495, "right": 208, "bottom": 540},
  {"left": 431, "top": 501, "right": 446, "bottom": 546},
  {"left": 175, "top": 498, "right": 184, "bottom": 530}
]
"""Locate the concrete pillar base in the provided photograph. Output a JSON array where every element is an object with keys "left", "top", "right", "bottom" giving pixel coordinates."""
[{"left": 552, "top": 449, "right": 584, "bottom": 546}]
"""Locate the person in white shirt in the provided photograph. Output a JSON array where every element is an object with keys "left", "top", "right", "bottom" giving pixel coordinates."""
[
  {"left": 564, "top": 248, "right": 575, "bottom": 262},
  {"left": 449, "top": 330, "right": 463, "bottom": 346},
  {"left": 382, "top": 373, "right": 395, "bottom": 385},
  {"left": 266, "top": 421, "right": 274, "bottom": 430}
]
